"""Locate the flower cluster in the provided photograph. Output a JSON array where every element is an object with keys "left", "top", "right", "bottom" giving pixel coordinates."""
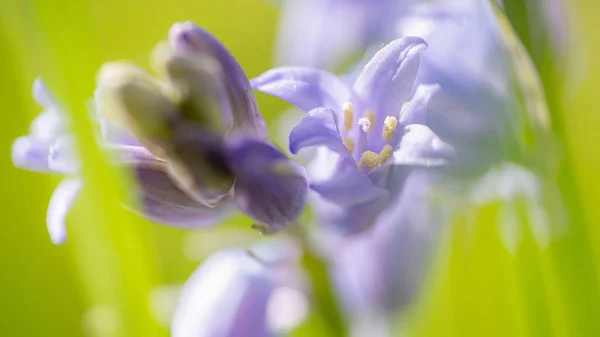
[{"left": 11, "top": 0, "right": 564, "bottom": 335}]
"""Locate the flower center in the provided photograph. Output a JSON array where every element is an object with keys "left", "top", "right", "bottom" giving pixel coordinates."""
[{"left": 340, "top": 101, "right": 399, "bottom": 171}]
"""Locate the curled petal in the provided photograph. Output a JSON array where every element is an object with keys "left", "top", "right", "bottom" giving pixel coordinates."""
[
  {"left": 113, "top": 145, "right": 231, "bottom": 228},
  {"left": 169, "top": 21, "right": 267, "bottom": 138},
  {"left": 353, "top": 37, "right": 427, "bottom": 120},
  {"left": 393, "top": 124, "right": 454, "bottom": 167},
  {"left": 11, "top": 136, "right": 51, "bottom": 172},
  {"left": 288, "top": 108, "right": 348, "bottom": 155},
  {"left": 228, "top": 139, "right": 308, "bottom": 233},
  {"left": 171, "top": 250, "right": 273, "bottom": 337},
  {"left": 46, "top": 178, "right": 82, "bottom": 245},
  {"left": 251, "top": 67, "right": 350, "bottom": 112}
]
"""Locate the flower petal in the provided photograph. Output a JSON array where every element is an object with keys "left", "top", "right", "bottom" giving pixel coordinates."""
[
  {"left": 399, "top": 84, "right": 441, "bottom": 126},
  {"left": 353, "top": 37, "right": 427, "bottom": 121},
  {"left": 112, "top": 145, "right": 231, "bottom": 228},
  {"left": 171, "top": 249, "right": 273, "bottom": 337},
  {"left": 46, "top": 178, "right": 82, "bottom": 244},
  {"left": 11, "top": 136, "right": 51, "bottom": 172},
  {"left": 288, "top": 107, "right": 348, "bottom": 156},
  {"left": 251, "top": 67, "right": 350, "bottom": 112},
  {"left": 48, "top": 135, "right": 79, "bottom": 174},
  {"left": 228, "top": 138, "right": 308, "bottom": 233},
  {"left": 393, "top": 124, "right": 454, "bottom": 167},
  {"left": 309, "top": 160, "right": 388, "bottom": 208},
  {"left": 169, "top": 22, "right": 267, "bottom": 138}
]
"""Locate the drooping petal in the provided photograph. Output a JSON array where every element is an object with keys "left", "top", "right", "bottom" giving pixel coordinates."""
[
  {"left": 393, "top": 124, "right": 454, "bottom": 167},
  {"left": 11, "top": 136, "right": 51, "bottom": 172},
  {"left": 251, "top": 67, "right": 350, "bottom": 112},
  {"left": 228, "top": 138, "right": 308, "bottom": 233},
  {"left": 169, "top": 21, "right": 267, "bottom": 138},
  {"left": 288, "top": 107, "right": 348, "bottom": 155},
  {"left": 171, "top": 249, "right": 273, "bottom": 337},
  {"left": 112, "top": 145, "right": 231, "bottom": 228},
  {"left": 46, "top": 178, "right": 82, "bottom": 245},
  {"left": 353, "top": 37, "right": 427, "bottom": 121}
]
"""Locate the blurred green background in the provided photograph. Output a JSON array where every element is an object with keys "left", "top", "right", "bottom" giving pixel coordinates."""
[{"left": 1, "top": 0, "right": 600, "bottom": 336}]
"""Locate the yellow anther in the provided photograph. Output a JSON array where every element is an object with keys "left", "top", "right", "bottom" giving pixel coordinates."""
[
  {"left": 342, "top": 102, "right": 354, "bottom": 132},
  {"left": 379, "top": 144, "right": 393, "bottom": 164},
  {"left": 382, "top": 116, "right": 398, "bottom": 141},
  {"left": 358, "top": 144, "right": 393, "bottom": 171},
  {"left": 342, "top": 136, "right": 355, "bottom": 153},
  {"left": 358, "top": 151, "right": 380, "bottom": 170}
]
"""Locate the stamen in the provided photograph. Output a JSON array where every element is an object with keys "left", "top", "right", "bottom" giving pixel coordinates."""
[
  {"left": 342, "top": 136, "right": 355, "bottom": 153},
  {"left": 378, "top": 144, "right": 393, "bottom": 164},
  {"left": 382, "top": 116, "right": 398, "bottom": 142},
  {"left": 358, "top": 145, "right": 394, "bottom": 171},
  {"left": 342, "top": 102, "right": 354, "bottom": 133},
  {"left": 358, "top": 151, "right": 380, "bottom": 170}
]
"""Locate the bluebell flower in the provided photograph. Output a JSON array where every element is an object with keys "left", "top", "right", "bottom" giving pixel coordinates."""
[
  {"left": 12, "top": 22, "right": 308, "bottom": 243},
  {"left": 398, "top": 0, "right": 552, "bottom": 174},
  {"left": 273, "top": 0, "right": 410, "bottom": 70},
  {"left": 171, "top": 249, "right": 275, "bottom": 337},
  {"left": 171, "top": 245, "right": 307, "bottom": 337},
  {"left": 252, "top": 37, "right": 453, "bottom": 234},
  {"left": 11, "top": 79, "right": 81, "bottom": 244}
]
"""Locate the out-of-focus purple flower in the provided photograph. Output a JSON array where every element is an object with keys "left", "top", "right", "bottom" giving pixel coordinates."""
[
  {"left": 12, "top": 22, "right": 308, "bottom": 243},
  {"left": 398, "top": 0, "right": 552, "bottom": 174},
  {"left": 274, "top": 0, "right": 410, "bottom": 70},
  {"left": 97, "top": 21, "right": 307, "bottom": 234},
  {"left": 252, "top": 37, "right": 453, "bottom": 234},
  {"left": 171, "top": 249, "right": 274, "bottom": 337},
  {"left": 171, "top": 245, "right": 308, "bottom": 337},
  {"left": 11, "top": 79, "right": 81, "bottom": 244},
  {"left": 330, "top": 168, "right": 443, "bottom": 331}
]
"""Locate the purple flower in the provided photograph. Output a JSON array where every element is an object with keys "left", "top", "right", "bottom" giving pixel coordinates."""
[
  {"left": 171, "top": 249, "right": 274, "bottom": 337},
  {"left": 12, "top": 22, "right": 308, "bottom": 243},
  {"left": 329, "top": 169, "right": 444, "bottom": 324},
  {"left": 171, "top": 244, "right": 307, "bottom": 337},
  {"left": 252, "top": 37, "right": 453, "bottom": 234},
  {"left": 274, "top": 0, "right": 409, "bottom": 70},
  {"left": 398, "top": 0, "right": 551, "bottom": 173},
  {"left": 11, "top": 79, "right": 81, "bottom": 244}
]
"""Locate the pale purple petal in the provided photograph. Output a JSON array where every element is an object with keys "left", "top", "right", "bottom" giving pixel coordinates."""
[
  {"left": 251, "top": 67, "right": 350, "bottom": 112},
  {"left": 312, "top": 165, "right": 412, "bottom": 235},
  {"left": 228, "top": 139, "right": 308, "bottom": 233},
  {"left": 11, "top": 136, "right": 51, "bottom": 172},
  {"left": 393, "top": 124, "right": 454, "bottom": 167},
  {"left": 46, "top": 178, "right": 82, "bottom": 245},
  {"left": 48, "top": 135, "right": 79, "bottom": 174},
  {"left": 171, "top": 249, "right": 273, "bottom": 337},
  {"left": 169, "top": 22, "right": 267, "bottom": 138},
  {"left": 310, "top": 163, "right": 388, "bottom": 208},
  {"left": 399, "top": 84, "right": 441, "bottom": 126},
  {"left": 288, "top": 108, "right": 348, "bottom": 155},
  {"left": 353, "top": 37, "right": 427, "bottom": 120}
]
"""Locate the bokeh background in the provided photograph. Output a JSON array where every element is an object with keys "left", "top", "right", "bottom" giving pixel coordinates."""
[{"left": 1, "top": 0, "right": 599, "bottom": 336}]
